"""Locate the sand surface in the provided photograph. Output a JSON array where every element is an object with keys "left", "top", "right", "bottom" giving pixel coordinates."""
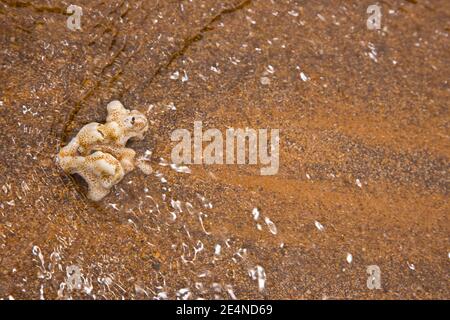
[{"left": 0, "top": 0, "right": 449, "bottom": 299}]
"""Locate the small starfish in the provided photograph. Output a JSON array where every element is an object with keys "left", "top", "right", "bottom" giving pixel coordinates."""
[{"left": 58, "top": 100, "right": 152, "bottom": 201}]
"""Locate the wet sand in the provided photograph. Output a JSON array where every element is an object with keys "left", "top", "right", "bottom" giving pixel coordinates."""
[{"left": 0, "top": 0, "right": 449, "bottom": 299}]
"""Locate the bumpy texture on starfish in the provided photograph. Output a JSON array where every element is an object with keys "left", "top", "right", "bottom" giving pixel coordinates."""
[{"left": 58, "top": 100, "right": 152, "bottom": 201}]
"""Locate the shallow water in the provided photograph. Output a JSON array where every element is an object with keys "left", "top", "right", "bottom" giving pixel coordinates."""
[{"left": 0, "top": 0, "right": 449, "bottom": 299}]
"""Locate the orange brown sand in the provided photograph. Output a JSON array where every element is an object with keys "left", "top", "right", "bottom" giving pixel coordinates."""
[{"left": 0, "top": 0, "right": 448, "bottom": 299}]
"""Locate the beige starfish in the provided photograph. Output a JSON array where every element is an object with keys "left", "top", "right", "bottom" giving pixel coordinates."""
[{"left": 58, "top": 100, "right": 152, "bottom": 201}]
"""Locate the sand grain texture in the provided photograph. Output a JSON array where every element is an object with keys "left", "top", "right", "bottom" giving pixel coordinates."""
[{"left": 0, "top": 0, "right": 448, "bottom": 299}]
